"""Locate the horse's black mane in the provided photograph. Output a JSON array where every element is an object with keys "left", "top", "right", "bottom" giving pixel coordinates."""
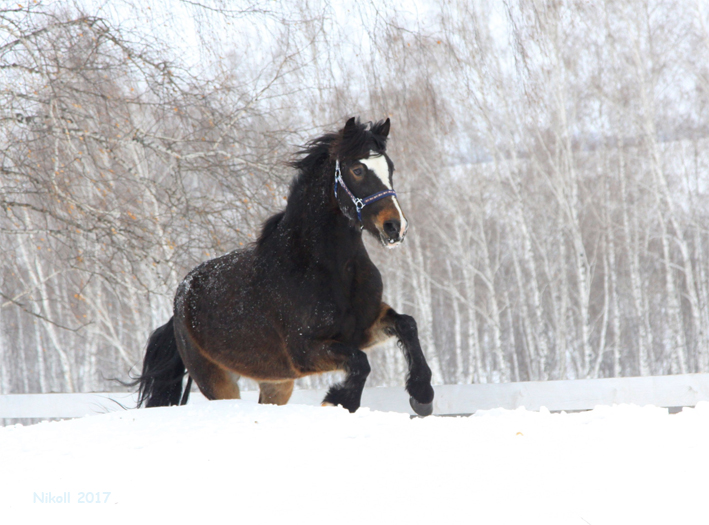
[
  {"left": 257, "top": 118, "right": 389, "bottom": 248},
  {"left": 289, "top": 118, "right": 389, "bottom": 180},
  {"left": 257, "top": 210, "right": 286, "bottom": 246}
]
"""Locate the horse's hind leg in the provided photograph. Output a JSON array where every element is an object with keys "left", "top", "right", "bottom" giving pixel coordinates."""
[
  {"left": 258, "top": 380, "right": 294, "bottom": 405},
  {"left": 174, "top": 319, "right": 241, "bottom": 400},
  {"left": 362, "top": 303, "right": 434, "bottom": 416},
  {"left": 192, "top": 359, "right": 241, "bottom": 400},
  {"left": 181, "top": 351, "right": 241, "bottom": 400}
]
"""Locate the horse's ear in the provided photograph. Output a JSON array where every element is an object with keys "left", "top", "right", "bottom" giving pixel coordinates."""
[
  {"left": 380, "top": 118, "right": 390, "bottom": 138},
  {"left": 343, "top": 117, "right": 357, "bottom": 136}
]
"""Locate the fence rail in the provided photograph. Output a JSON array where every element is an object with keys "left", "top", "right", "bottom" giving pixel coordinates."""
[{"left": 2, "top": 373, "right": 709, "bottom": 421}]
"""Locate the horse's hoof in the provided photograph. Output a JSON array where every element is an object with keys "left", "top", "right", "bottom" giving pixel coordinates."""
[{"left": 410, "top": 397, "right": 433, "bottom": 417}]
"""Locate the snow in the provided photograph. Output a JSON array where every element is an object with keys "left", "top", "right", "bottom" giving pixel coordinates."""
[{"left": 1, "top": 401, "right": 708, "bottom": 524}]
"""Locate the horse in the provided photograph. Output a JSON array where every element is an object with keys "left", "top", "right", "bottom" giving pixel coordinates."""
[{"left": 135, "top": 117, "right": 435, "bottom": 416}]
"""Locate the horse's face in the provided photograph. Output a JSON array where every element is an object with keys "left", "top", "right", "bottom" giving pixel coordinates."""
[{"left": 339, "top": 151, "right": 408, "bottom": 248}]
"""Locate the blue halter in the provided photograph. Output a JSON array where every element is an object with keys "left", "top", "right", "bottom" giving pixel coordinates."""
[{"left": 334, "top": 159, "right": 397, "bottom": 227}]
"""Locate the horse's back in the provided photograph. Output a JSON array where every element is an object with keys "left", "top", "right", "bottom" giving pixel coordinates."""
[
  {"left": 174, "top": 248, "right": 256, "bottom": 323},
  {"left": 173, "top": 248, "right": 295, "bottom": 377}
]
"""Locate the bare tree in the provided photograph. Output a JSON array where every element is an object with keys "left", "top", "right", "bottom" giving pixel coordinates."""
[{"left": 2, "top": 0, "right": 709, "bottom": 397}]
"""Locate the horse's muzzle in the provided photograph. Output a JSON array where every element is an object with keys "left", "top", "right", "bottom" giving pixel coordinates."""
[
  {"left": 384, "top": 218, "right": 402, "bottom": 238},
  {"left": 381, "top": 218, "right": 408, "bottom": 248}
]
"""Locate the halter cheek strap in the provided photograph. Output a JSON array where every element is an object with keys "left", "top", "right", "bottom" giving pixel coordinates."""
[{"left": 334, "top": 159, "right": 397, "bottom": 227}]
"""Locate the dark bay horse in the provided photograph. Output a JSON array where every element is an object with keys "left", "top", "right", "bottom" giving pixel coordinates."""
[{"left": 136, "top": 117, "right": 434, "bottom": 416}]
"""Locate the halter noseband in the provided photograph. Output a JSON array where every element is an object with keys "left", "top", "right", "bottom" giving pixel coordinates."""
[{"left": 334, "top": 159, "right": 397, "bottom": 228}]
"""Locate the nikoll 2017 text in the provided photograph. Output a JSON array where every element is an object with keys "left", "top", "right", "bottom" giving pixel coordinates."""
[{"left": 33, "top": 492, "right": 110, "bottom": 503}]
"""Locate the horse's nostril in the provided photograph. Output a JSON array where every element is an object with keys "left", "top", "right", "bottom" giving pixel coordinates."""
[{"left": 383, "top": 220, "right": 401, "bottom": 237}]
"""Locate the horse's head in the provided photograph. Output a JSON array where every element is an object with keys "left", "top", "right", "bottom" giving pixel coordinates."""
[{"left": 333, "top": 117, "right": 408, "bottom": 248}]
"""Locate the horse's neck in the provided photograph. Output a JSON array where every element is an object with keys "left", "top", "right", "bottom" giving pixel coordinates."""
[{"left": 282, "top": 179, "right": 365, "bottom": 266}]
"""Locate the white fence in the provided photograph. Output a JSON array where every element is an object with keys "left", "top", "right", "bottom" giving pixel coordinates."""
[{"left": 2, "top": 373, "right": 709, "bottom": 420}]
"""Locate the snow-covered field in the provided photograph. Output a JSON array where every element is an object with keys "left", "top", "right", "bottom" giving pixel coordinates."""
[{"left": 1, "top": 401, "right": 707, "bottom": 524}]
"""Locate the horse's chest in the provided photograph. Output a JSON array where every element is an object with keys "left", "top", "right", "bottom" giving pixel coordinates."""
[
  {"left": 336, "top": 262, "right": 382, "bottom": 338},
  {"left": 304, "top": 260, "right": 382, "bottom": 341}
]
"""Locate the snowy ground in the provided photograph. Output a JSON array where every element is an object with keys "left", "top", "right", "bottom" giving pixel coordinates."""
[{"left": 1, "top": 401, "right": 707, "bottom": 525}]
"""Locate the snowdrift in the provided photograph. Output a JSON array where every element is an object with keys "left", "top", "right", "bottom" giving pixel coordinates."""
[{"left": 1, "top": 401, "right": 708, "bottom": 524}]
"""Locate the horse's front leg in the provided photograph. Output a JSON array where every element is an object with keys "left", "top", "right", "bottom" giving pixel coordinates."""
[
  {"left": 321, "top": 343, "right": 371, "bottom": 413},
  {"left": 363, "top": 303, "right": 435, "bottom": 416}
]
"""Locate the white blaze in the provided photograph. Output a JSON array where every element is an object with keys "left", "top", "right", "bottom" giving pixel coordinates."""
[
  {"left": 359, "top": 152, "right": 408, "bottom": 236},
  {"left": 360, "top": 154, "right": 392, "bottom": 189}
]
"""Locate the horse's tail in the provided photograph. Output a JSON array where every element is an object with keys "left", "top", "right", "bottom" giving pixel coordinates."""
[{"left": 136, "top": 317, "right": 191, "bottom": 408}]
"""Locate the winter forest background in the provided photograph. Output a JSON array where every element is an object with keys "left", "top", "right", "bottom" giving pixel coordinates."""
[{"left": 2, "top": 0, "right": 709, "bottom": 395}]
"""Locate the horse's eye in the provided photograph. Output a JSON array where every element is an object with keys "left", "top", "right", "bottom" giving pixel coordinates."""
[{"left": 352, "top": 167, "right": 364, "bottom": 177}]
